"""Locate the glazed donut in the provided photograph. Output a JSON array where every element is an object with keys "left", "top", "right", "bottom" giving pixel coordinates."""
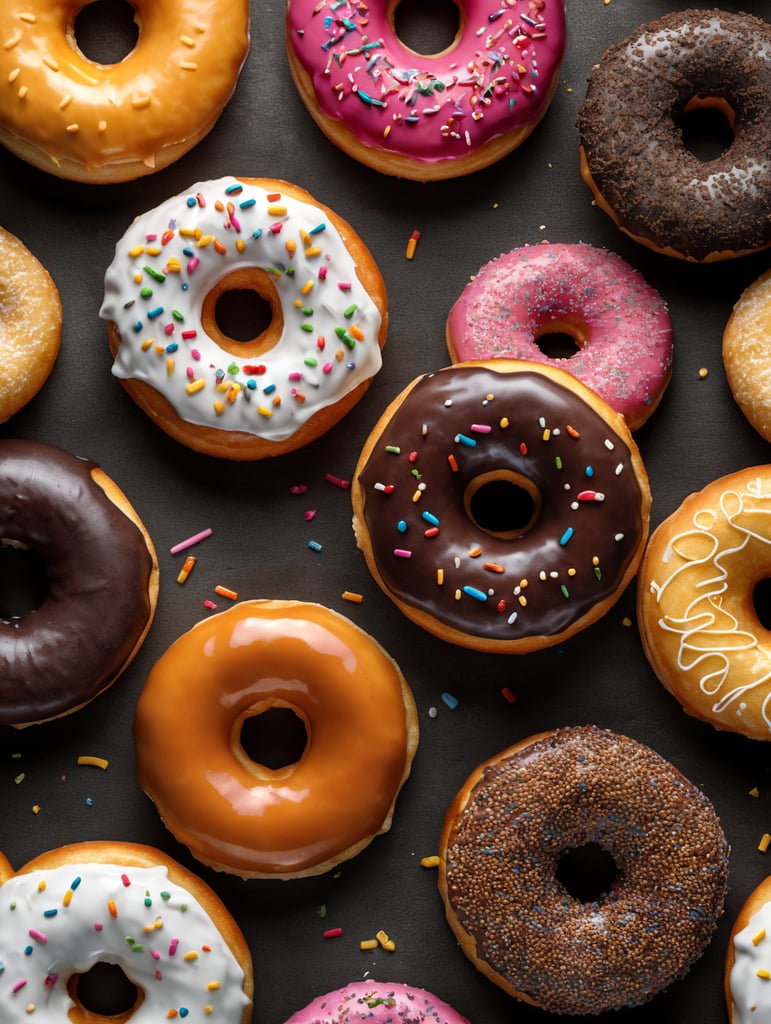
[
  {"left": 134, "top": 599, "right": 418, "bottom": 878},
  {"left": 0, "top": 1, "right": 249, "bottom": 184},
  {"left": 0, "top": 226, "right": 61, "bottom": 422},
  {"left": 283, "top": 982, "right": 469, "bottom": 1024},
  {"left": 0, "top": 439, "right": 158, "bottom": 728},
  {"left": 446, "top": 242, "right": 673, "bottom": 431},
  {"left": 637, "top": 466, "right": 771, "bottom": 741},
  {"left": 438, "top": 725, "right": 730, "bottom": 1015},
  {"left": 351, "top": 360, "right": 651, "bottom": 653},
  {"left": 0, "top": 841, "right": 253, "bottom": 1024},
  {"left": 723, "top": 269, "right": 771, "bottom": 442},
  {"left": 576, "top": 9, "right": 771, "bottom": 262},
  {"left": 285, "top": 0, "right": 566, "bottom": 181},
  {"left": 725, "top": 876, "right": 771, "bottom": 1023},
  {"left": 101, "top": 176, "right": 388, "bottom": 460}
]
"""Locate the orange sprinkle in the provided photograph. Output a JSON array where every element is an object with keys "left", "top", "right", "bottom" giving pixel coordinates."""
[
  {"left": 214, "top": 586, "right": 238, "bottom": 601},
  {"left": 447, "top": 454, "right": 459, "bottom": 473},
  {"left": 107, "top": 900, "right": 118, "bottom": 918},
  {"left": 566, "top": 424, "right": 580, "bottom": 438},
  {"left": 483, "top": 562, "right": 505, "bottom": 573},
  {"left": 405, "top": 229, "right": 421, "bottom": 260},
  {"left": 342, "top": 591, "right": 363, "bottom": 604}
]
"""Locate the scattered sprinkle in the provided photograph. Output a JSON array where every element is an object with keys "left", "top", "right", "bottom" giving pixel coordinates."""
[
  {"left": 77, "top": 756, "right": 109, "bottom": 770},
  {"left": 323, "top": 927, "right": 343, "bottom": 940},
  {"left": 170, "top": 528, "right": 212, "bottom": 555},
  {"left": 420, "top": 855, "right": 440, "bottom": 868},
  {"left": 176, "top": 555, "right": 197, "bottom": 585},
  {"left": 213, "top": 586, "right": 238, "bottom": 601},
  {"left": 405, "top": 230, "right": 421, "bottom": 260},
  {"left": 341, "top": 591, "right": 363, "bottom": 604},
  {"left": 758, "top": 833, "right": 771, "bottom": 853},
  {"left": 441, "top": 691, "right": 459, "bottom": 710}
]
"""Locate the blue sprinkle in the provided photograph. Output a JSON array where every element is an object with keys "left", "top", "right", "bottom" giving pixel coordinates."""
[
  {"left": 455, "top": 433, "right": 477, "bottom": 447},
  {"left": 421, "top": 511, "right": 440, "bottom": 526},
  {"left": 585, "top": 466, "right": 594, "bottom": 477},
  {"left": 559, "top": 527, "right": 574, "bottom": 546},
  {"left": 441, "top": 692, "right": 459, "bottom": 710},
  {"left": 397, "top": 520, "right": 408, "bottom": 533},
  {"left": 462, "top": 585, "right": 488, "bottom": 602},
  {"left": 308, "top": 540, "right": 322, "bottom": 552}
]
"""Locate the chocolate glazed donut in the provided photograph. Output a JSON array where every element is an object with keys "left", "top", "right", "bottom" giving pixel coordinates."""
[
  {"left": 576, "top": 9, "right": 771, "bottom": 262},
  {"left": 0, "top": 440, "right": 158, "bottom": 727}
]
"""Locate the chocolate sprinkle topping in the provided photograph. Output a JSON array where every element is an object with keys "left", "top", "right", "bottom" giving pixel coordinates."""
[{"left": 440, "top": 726, "right": 729, "bottom": 1015}]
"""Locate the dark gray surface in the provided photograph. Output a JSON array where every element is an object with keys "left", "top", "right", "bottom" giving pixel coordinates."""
[{"left": 1, "top": 2, "right": 771, "bottom": 1022}]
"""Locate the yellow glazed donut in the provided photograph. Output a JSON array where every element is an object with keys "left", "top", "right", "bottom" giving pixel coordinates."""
[
  {"left": 0, "top": 226, "right": 61, "bottom": 422},
  {"left": 723, "top": 269, "right": 771, "bottom": 442},
  {"left": 134, "top": 600, "right": 419, "bottom": 878},
  {"left": 0, "top": 1, "right": 249, "bottom": 183},
  {"left": 638, "top": 466, "right": 771, "bottom": 740}
]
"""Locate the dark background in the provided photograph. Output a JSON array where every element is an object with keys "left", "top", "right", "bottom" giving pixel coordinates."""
[{"left": 1, "top": 1, "right": 771, "bottom": 1021}]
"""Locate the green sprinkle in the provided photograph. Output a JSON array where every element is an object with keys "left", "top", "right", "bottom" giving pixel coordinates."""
[
  {"left": 561, "top": 584, "right": 570, "bottom": 599},
  {"left": 343, "top": 303, "right": 358, "bottom": 318}
]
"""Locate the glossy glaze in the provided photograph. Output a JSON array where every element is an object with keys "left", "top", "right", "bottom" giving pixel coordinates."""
[
  {"left": 134, "top": 601, "right": 417, "bottom": 877},
  {"left": 283, "top": 982, "right": 469, "bottom": 1024}
]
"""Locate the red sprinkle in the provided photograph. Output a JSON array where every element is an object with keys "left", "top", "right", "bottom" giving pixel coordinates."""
[{"left": 323, "top": 927, "right": 343, "bottom": 939}]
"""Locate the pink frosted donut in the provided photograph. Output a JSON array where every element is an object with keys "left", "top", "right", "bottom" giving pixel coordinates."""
[
  {"left": 285, "top": 0, "right": 567, "bottom": 181},
  {"left": 446, "top": 242, "right": 673, "bottom": 430},
  {"left": 283, "top": 982, "right": 469, "bottom": 1024}
]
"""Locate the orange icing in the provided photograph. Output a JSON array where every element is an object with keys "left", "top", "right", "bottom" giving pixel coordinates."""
[
  {"left": 0, "top": 0, "right": 249, "bottom": 180},
  {"left": 134, "top": 600, "right": 417, "bottom": 877}
]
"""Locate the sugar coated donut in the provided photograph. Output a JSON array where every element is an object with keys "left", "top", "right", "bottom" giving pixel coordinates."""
[
  {"left": 0, "top": 841, "right": 253, "bottom": 1024},
  {"left": 285, "top": 0, "right": 566, "bottom": 181},
  {"left": 0, "top": 227, "right": 61, "bottom": 422},
  {"left": 576, "top": 9, "right": 771, "bottom": 261},
  {"left": 0, "top": 1, "right": 249, "bottom": 183},
  {"left": 438, "top": 725, "right": 730, "bottom": 1015},
  {"left": 446, "top": 242, "right": 673, "bottom": 431},
  {"left": 726, "top": 876, "right": 771, "bottom": 1023},
  {"left": 723, "top": 269, "right": 771, "bottom": 442},
  {"left": 352, "top": 360, "right": 650, "bottom": 653},
  {"left": 637, "top": 466, "right": 771, "bottom": 740},
  {"left": 134, "top": 599, "right": 418, "bottom": 878},
  {"left": 101, "top": 176, "right": 388, "bottom": 460},
  {"left": 0, "top": 439, "right": 158, "bottom": 728},
  {"left": 283, "top": 982, "right": 469, "bottom": 1024}
]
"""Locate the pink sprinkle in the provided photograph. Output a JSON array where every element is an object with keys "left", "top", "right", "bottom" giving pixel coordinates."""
[
  {"left": 164, "top": 323, "right": 175, "bottom": 336},
  {"left": 318, "top": 266, "right": 328, "bottom": 280},
  {"left": 44, "top": 974, "right": 58, "bottom": 987},
  {"left": 186, "top": 366, "right": 195, "bottom": 379},
  {"left": 93, "top": 922, "right": 103, "bottom": 931},
  {"left": 323, "top": 927, "right": 343, "bottom": 939},
  {"left": 203, "top": 600, "right": 218, "bottom": 610},
  {"left": 289, "top": 484, "right": 308, "bottom": 495},
  {"left": 121, "top": 874, "right": 131, "bottom": 887},
  {"left": 28, "top": 928, "right": 47, "bottom": 944},
  {"left": 146, "top": 233, "right": 158, "bottom": 242},
  {"left": 181, "top": 330, "right": 197, "bottom": 340},
  {"left": 471, "top": 423, "right": 492, "bottom": 433},
  {"left": 191, "top": 349, "right": 201, "bottom": 360},
  {"left": 288, "top": 371, "right": 303, "bottom": 381},
  {"left": 170, "top": 527, "right": 213, "bottom": 555},
  {"left": 230, "top": 214, "right": 241, "bottom": 233},
  {"left": 337, "top": 281, "right": 352, "bottom": 291},
  {"left": 187, "top": 257, "right": 200, "bottom": 274},
  {"left": 151, "top": 950, "right": 161, "bottom": 960},
  {"left": 322, "top": 362, "right": 333, "bottom": 374},
  {"left": 169, "top": 938, "right": 180, "bottom": 956},
  {"left": 394, "top": 549, "right": 412, "bottom": 559},
  {"left": 12, "top": 979, "right": 27, "bottom": 995},
  {"left": 270, "top": 223, "right": 282, "bottom": 234},
  {"left": 325, "top": 474, "right": 350, "bottom": 490},
  {"left": 304, "top": 510, "right": 317, "bottom": 522}
]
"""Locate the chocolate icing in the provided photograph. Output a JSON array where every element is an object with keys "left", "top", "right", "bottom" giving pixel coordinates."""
[
  {"left": 355, "top": 366, "right": 646, "bottom": 645},
  {"left": 0, "top": 439, "right": 155, "bottom": 726},
  {"left": 576, "top": 9, "right": 771, "bottom": 261},
  {"left": 440, "top": 726, "right": 730, "bottom": 1014}
]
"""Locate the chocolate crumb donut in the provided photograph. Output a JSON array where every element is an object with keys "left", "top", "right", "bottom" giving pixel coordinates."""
[
  {"left": 438, "top": 725, "right": 729, "bottom": 1014},
  {"left": 576, "top": 9, "right": 771, "bottom": 261}
]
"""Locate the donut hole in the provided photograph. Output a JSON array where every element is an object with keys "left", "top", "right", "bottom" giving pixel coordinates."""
[
  {"left": 72, "top": 0, "right": 140, "bottom": 65},
  {"left": 680, "top": 97, "right": 735, "bottom": 162},
  {"left": 753, "top": 578, "right": 771, "bottom": 631},
  {"left": 534, "top": 316, "right": 588, "bottom": 360},
  {"left": 392, "top": 0, "right": 462, "bottom": 56},
  {"left": 240, "top": 705, "right": 309, "bottom": 771},
  {"left": 68, "top": 962, "right": 143, "bottom": 1020},
  {"left": 555, "top": 842, "right": 619, "bottom": 904},
  {"left": 201, "top": 268, "right": 284, "bottom": 360},
  {"left": 465, "top": 471, "right": 541, "bottom": 539},
  {"left": 0, "top": 541, "right": 49, "bottom": 621}
]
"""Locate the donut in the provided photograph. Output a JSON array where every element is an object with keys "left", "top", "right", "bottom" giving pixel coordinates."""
[
  {"left": 438, "top": 725, "right": 730, "bottom": 1015},
  {"left": 576, "top": 9, "right": 771, "bottom": 262},
  {"left": 0, "top": 1, "right": 249, "bottom": 184},
  {"left": 0, "top": 439, "right": 158, "bottom": 728},
  {"left": 0, "top": 226, "right": 61, "bottom": 422},
  {"left": 637, "top": 466, "right": 771, "bottom": 741},
  {"left": 725, "top": 876, "right": 771, "bottom": 1023},
  {"left": 0, "top": 840, "right": 253, "bottom": 1024},
  {"left": 283, "top": 982, "right": 469, "bottom": 1024},
  {"left": 134, "top": 599, "right": 419, "bottom": 878},
  {"left": 285, "top": 0, "right": 566, "bottom": 181},
  {"left": 723, "top": 269, "right": 771, "bottom": 442},
  {"left": 100, "top": 176, "right": 388, "bottom": 460},
  {"left": 351, "top": 360, "right": 651, "bottom": 654},
  {"left": 446, "top": 242, "right": 673, "bottom": 431}
]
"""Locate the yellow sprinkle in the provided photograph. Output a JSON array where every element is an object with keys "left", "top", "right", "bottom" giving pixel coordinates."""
[
  {"left": 25, "top": 1003, "right": 35, "bottom": 1014},
  {"left": 204, "top": 1009, "right": 212, "bottom": 1016},
  {"left": 62, "top": 890, "right": 73, "bottom": 907},
  {"left": 183, "top": 951, "right": 199, "bottom": 962},
  {"left": 8, "top": 67, "right": 20, "bottom": 83},
  {"left": 131, "top": 95, "right": 151, "bottom": 110},
  {"left": 376, "top": 929, "right": 390, "bottom": 946},
  {"left": 468, "top": 547, "right": 482, "bottom": 558},
  {"left": 759, "top": 833, "right": 771, "bottom": 853},
  {"left": 750, "top": 787, "right": 761, "bottom": 798},
  {"left": 267, "top": 204, "right": 287, "bottom": 217},
  {"left": 177, "top": 556, "right": 196, "bottom": 585},
  {"left": 4, "top": 31, "right": 21, "bottom": 50},
  {"left": 197, "top": 234, "right": 214, "bottom": 248},
  {"left": 58, "top": 94, "right": 72, "bottom": 110},
  {"left": 542, "top": 428, "right": 551, "bottom": 441},
  {"left": 301, "top": 280, "right": 314, "bottom": 295},
  {"left": 145, "top": 246, "right": 161, "bottom": 257},
  {"left": 17, "top": 85, "right": 27, "bottom": 99},
  {"left": 359, "top": 939, "right": 378, "bottom": 951},
  {"left": 420, "top": 855, "right": 440, "bottom": 868},
  {"left": 77, "top": 755, "right": 109, "bottom": 770},
  {"left": 37, "top": 881, "right": 46, "bottom": 892},
  {"left": 214, "top": 586, "right": 238, "bottom": 601},
  {"left": 180, "top": 61, "right": 198, "bottom": 71},
  {"left": 436, "top": 568, "right": 444, "bottom": 586},
  {"left": 304, "top": 246, "right": 322, "bottom": 258},
  {"left": 454, "top": 588, "right": 462, "bottom": 601},
  {"left": 97, "top": 120, "right": 107, "bottom": 133},
  {"left": 43, "top": 55, "right": 59, "bottom": 72},
  {"left": 518, "top": 595, "right": 527, "bottom": 607},
  {"left": 213, "top": 400, "right": 225, "bottom": 416},
  {"left": 186, "top": 379, "right": 206, "bottom": 395},
  {"left": 753, "top": 929, "right": 767, "bottom": 946},
  {"left": 31, "top": 804, "right": 40, "bottom": 814},
  {"left": 286, "top": 239, "right": 297, "bottom": 256},
  {"left": 698, "top": 367, "right": 709, "bottom": 379},
  {"left": 622, "top": 616, "right": 633, "bottom": 628},
  {"left": 757, "top": 969, "right": 771, "bottom": 979},
  {"left": 412, "top": 489, "right": 422, "bottom": 503},
  {"left": 405, "top": 230, "right": 421, "bottom": 260},
  {"left": 180, "top": 34, "right": 195, "bottom": 47},
  {"left": 19, "top": 12, "right": 37, "bottom": 22},
  {"left": 206, "top": 982, "right": 220, "bottom": 991},
  {"left": 499, "top": 416, "right": 509, "bottom": 429},
  {"left": 129, "top": 244, "right": 145, "bottom": 258},
  {"left": 257, "top": 406, "right": 273, "bottom": 418},
  {"left": 342, "top": 591, "right": 363, "bottom": 604},
  {"left": 166, "top": 356, "right": 175, "bottom": 376}
]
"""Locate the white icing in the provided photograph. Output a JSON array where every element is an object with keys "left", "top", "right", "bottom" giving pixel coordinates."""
[
  {"left": 730, "top": 901, "right": 771, "bottom": 1021},
  {"left": 0, "top": 862, "right": 250, "bottom": 1023},
  {"left": 100, "top": 177, "right": 383, "bottom": 441}
]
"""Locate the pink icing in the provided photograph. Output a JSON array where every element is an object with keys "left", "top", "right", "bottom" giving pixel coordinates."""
[
  {"left": 283, "top": 982, "right": 469, "bottom": 1024},
  {"left": 286, "top": 0, "right": 566, "bottom": 165},
  {"left": 446, "top": 242, "right": 673, "bottom": 430}
]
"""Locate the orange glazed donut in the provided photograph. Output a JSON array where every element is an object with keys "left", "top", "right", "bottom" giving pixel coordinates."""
[
  {"left": 638, "top": 466, "right": 771, "bottom": 740},
  {"left": 723, "top": 269, "right": 771, "bottom": 442},
  {"left": 0, "top": 225, "right": 61, "bottom": 422},
  {"left": 0, "top": 1, "right": 249, "bottom": 183},
  {"left": 134, "top": 600, "right": 419, "bottom": 879}
]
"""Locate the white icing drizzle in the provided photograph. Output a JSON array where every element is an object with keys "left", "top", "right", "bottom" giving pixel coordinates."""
[
  {"left": 648, "top": 477, "right": 771, "bottom": 731},
  {"left": 100, "top": 177, "right": 383, "bottom": 441},
  {"left": 730, "top": 901, "right": 771, "bottom": 1021},
  {"left": 0, "top": 862, "right": 250, "bottom": 1022}
]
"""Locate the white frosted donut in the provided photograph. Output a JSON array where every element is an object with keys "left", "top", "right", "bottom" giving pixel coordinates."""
[
  {"left": 0, "top": 843, "right": 252, "bottom": 1024},
  {"left": 100, "top": 176, "right": 387, "bottom": 459}
]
